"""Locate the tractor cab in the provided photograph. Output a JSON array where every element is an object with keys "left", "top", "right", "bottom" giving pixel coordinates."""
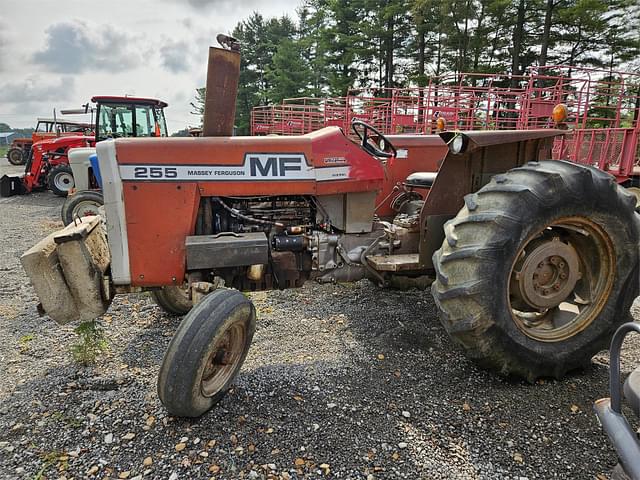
[
  {"left": 93, "top": 96, "right": 168, "bottom": 141},
  {"left": 65, "top": 97, "right": 169, "bottom": 195}
]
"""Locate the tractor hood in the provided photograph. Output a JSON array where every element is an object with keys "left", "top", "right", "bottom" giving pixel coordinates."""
[{"left": 32, "top": 135, "right": 90, "bottom": 151}]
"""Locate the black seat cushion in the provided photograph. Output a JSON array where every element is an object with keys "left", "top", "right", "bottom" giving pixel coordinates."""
[
  {"left": 624, "top": 367, "right": 640, "bottom": 416},
  {"left": 405, "top": 172, "right": 437, "bottom": 188}
]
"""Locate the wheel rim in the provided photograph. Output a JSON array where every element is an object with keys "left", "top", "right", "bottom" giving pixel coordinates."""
[
  {"left": 200, "top": 321, "right": 246, "bottom": 397},
  {"left": 508, "top": 216, "right": 615, "bottom": 342},
  {"left": 54, "top": 172, "right": 74, "bottom": 191},
  {"left": 72, "top": 200, "right": 101, "bottom": 218},
  {"left": 8, "top": 150, "right": 22, "bottom": 164}
]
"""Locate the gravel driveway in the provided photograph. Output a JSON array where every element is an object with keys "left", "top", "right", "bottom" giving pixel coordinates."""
[{"left": 0, "top": 160, "right": 639, "bottom": 480}]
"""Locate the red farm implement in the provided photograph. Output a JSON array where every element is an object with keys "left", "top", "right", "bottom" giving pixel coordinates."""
[{"left": 251, "top": 66, "right": 640, "bottom": 184}]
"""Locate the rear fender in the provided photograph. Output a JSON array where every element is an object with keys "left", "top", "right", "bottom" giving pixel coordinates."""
[{"left": 418, "top": 129, "right": 564, "bottom": 268}]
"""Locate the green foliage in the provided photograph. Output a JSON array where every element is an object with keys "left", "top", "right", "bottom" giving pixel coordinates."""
[
  {"left": 18, "top": 333, "right": 34, "bottom": 353},
  {"left": 190, "top": 87, "right": 206, "bottom": 126},
  {"left": 266, "top": 38, "right": 312, "bottom": 102},
  {"left": 171, "top": 128, "right": 192, "bottom": 137},
  {"left": 71, "top": 321, "right": 108, "bottom": 366}
]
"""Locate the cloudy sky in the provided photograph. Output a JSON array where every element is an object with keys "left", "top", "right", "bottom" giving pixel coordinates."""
[{"left": 0, "top": 0, "right": 300, "bottom": 133}]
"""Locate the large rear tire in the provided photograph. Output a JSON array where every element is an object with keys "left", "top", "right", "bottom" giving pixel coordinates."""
[
  {"left": 7, "top": 147, "right": 25, "bottom": 166},
  {"left": 61, "top": 190, "right": 103, "bottom": 226},
  {"left": 432, "top": 160, "right": 640, "bottom": 381},
  {"left": 48, "top": 164, "right": 74, "bottom": 197},
  {"left": 152, "top": 285, "right": 193, "bottom": 316},
  {"left": 157, "top": 289, "right": 256, "bottom": 417}
]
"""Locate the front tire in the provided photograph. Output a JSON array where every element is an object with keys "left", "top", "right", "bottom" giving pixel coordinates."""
[
  {"left": 48, "top": 164, "right": 74, "bottom": 197},
  {"left": 152, "top": 285, "right": 193, "bottom": 316},
  {"left": 61, "top": 190, "right": 103, "bottom": 226},
  {"left": 7, "top": 147, "right": 25, "bottom": 166},
  {"left": 432, "top": 160, "right": 640, "bottom": 381},
  {"left": 157, "top": 289, "right": 256, "bottom": 417}
]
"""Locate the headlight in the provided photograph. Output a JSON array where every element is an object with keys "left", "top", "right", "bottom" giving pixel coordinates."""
[{"left": 451, "top": 134, "right": 466, "bottom": 154}]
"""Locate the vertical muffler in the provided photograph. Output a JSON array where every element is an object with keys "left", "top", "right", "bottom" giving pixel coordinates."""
[{"left": 202, "top": 34, "right": 241, "bottom": 137}]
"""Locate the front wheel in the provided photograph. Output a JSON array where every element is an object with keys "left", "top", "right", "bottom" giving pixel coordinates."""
[
  {"left": 48, "top": 164, "right": 74, "bottom": 196},
  {"left": 432, "top": 160, "right": 640, "bottom": 381},
  {"left": 61, "top": 190, "right": 103, "bottom": 226},
  {"left": 7, "top": 147, "right": 25, "bottom": 166},
  {"left": 157, "top": 289, "right": 256, "bottom": 417},
  {"left": 152, "top": 285, "right": 193, "bottom": 316}
]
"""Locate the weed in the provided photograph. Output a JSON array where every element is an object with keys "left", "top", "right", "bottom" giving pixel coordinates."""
[
  {"left": 34, "top": 450, "right": 65, "bottom": 480},
  {"left": 71, "top": 321, "right": 109, "bottom": 366},
  {"left": 19, "top": 333, "right": 34, "bottom": 353}
]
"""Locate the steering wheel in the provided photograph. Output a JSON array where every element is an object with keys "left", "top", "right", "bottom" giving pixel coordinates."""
[{"left": 351, "top": 120, "right": 397, "bottom": 158}]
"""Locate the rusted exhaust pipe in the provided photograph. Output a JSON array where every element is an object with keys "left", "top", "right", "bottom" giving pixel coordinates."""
[{"left": 202, "top": 34, "right": 241, "bottom": 137}]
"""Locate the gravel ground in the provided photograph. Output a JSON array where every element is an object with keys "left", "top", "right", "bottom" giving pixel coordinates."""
[{"left": 0, "top": 160, "right": 639, "bottom": 480}]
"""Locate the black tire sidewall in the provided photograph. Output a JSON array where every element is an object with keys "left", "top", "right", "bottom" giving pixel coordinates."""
[
  {"left": 152, "top": 286, "right": 193, "bottom": 316},
  {"left": 157, "top": 289, "right": 256, "bottom": 417},
  {"left": 480, "top": 183, "right": 638, "bottom": 368},
  {"left": 61, "top": 191, "right": 103, "bottom": 226},
  {"left": 7, "top": 148, "right": 24, "bottom": 165}
]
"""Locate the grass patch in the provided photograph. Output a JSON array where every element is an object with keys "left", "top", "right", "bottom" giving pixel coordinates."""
[
  {"left": 71, "top": 321, "right": 109, "bottom": 366},
  {"left": 34, "top": 450, "right": 67, "bottom": 480},
  {"left": 19, "top": 333, "right": 34, "bottom": 353}
]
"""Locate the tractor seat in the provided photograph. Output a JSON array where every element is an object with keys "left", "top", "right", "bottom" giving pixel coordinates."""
[
  {"left": 405, "top": 172, "right": 437, "bottom": 189},
  {"left": 624, "top": 367, "right": 640, "bottom": 416}
]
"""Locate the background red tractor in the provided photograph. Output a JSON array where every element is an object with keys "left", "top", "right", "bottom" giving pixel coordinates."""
[
  {"left": 5, "top": 117, "right": 93, "bottom": 166},
  {"left": 0, "top": 96, "right": 168, "bottom": 197}
]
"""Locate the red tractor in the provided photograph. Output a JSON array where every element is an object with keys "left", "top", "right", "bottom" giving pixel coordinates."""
[
  {"left": 0, "top": 96, "right": 168, "bottom": 197},
  {"left": 21, "top": 39, "right": 640, "bottom": 420},
  {"left": 6, "top": 118, "right": 93, "bottom": 166}
]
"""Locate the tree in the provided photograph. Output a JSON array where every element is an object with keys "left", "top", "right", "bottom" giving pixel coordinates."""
[
  {"left": 232, "top": 13, "right": 299, "bottom": 133},
  {"left": 266, "top": 39, "right": 312, "bottom": 103},
  {"left": 190, "top": 87, "right": 206, "bottom": 125}
]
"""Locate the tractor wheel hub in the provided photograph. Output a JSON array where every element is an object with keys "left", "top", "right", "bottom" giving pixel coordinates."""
[{"left": 516, "top": 238, "right": 580, "bottom": 310}]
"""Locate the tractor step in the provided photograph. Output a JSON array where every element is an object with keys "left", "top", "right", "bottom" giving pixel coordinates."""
[{"left": 366, "top": 253, "right": 421, "bottom": 272}]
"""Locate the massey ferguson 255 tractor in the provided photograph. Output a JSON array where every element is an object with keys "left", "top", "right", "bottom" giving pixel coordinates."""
[
  {"left": 0, "top": 96, "right": 168, "bottom": 198},
  {"left": 21, "top": 38, "right": 640, "bottom": 419}
]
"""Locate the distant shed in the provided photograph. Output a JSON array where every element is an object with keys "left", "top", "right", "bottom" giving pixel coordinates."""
[{"left": 0, "top": 132, "right": 15, "bottom": 145}]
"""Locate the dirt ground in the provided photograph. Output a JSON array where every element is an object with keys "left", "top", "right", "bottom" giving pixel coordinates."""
[{"left": 0, "top": 160, "right": 639, "bottom": 480}]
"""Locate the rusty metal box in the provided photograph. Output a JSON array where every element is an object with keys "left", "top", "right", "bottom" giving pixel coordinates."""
[{"left": 185, "top": 232, "right": 269, "bottom": 269}]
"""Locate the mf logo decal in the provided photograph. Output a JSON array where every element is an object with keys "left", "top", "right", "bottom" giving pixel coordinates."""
[
  {"left": 247, "top": 154, "right": 310, "bottom": 178},
  {"left": 119, "top": 153, "right": 350, "bottom": 182}
]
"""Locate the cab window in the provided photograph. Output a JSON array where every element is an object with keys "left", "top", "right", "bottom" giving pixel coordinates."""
[
  {"left": 35, "top": 122, "right": 50, "bottom": 133},
  {"left": 97, "top": 104, "right": 134, "bottom": 140},
  {"left": 154, "top": 107, "right": 168, "bottom": 137},
  {"left": 135, "top": 105, "right": 154, "bottom": 137}
]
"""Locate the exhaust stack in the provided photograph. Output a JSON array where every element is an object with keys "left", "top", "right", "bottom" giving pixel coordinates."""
[{"left": 202, "top": 34, "right": 241, "bottom": 137}]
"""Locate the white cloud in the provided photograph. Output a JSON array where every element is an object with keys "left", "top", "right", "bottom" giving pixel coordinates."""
[
  {"left": 32, "top": 20, "right": 142, "bottom": 74},
  {"left": 0, "top": 0, "right": 299, "bottom": 132},
  {"left": 0, "top": 76, "right": 75, "bottom": 103},
  {"left": 160, "top": 40, "right": 192, "bottom": 73}
]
